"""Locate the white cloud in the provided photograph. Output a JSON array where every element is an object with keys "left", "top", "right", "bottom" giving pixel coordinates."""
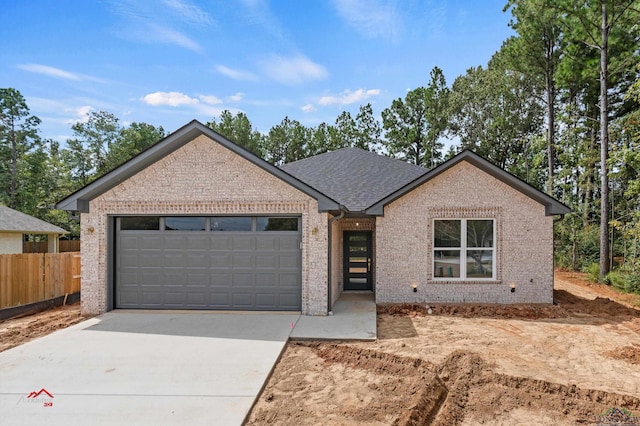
[
  {"left": 17, "top": 64, "right": 105, "bottom": 83},
  {"left": 228, "top": 92, "right": 244, "bottom": 102},
  {"left": 142, "top": 91, "right": 199, "bottom": 106},
  {"left": 332, "top": 0, "right": 401, "bottom": 41},
  {"left": 318, "top": 88, "right": 380, "bottom": 106},
  {"left": 199, "top": 95, "right": 223, "bottom": 105},
  {"left": 215, "top": 65, "right": 257, "bottom": 81},
  {"left": 162, "top": 0, "right": 213, "bottom": 26},
  {"left": 260, "top": 54, "right": 328, "bottom": 85},
  {"left": 145, "top": 22, "right": 201, "bottom": 52},
  {"left": 301, "top": 103, "right": 316, "bottom": 113},
  {"left": 64, "top": 105, "right": 94, "bottom": 124}
]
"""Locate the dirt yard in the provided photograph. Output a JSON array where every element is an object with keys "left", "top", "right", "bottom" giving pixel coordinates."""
[
  {"left": 247, "top": 271, "right": 640, "bottom": 425},
  {"left": 2, "top": 273, "right": 639, "bottom": 424},
  {"left": 0, "top": 303, "right": 84, "bottom": 353}
]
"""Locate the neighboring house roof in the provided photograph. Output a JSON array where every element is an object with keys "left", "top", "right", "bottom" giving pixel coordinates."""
[
  {"left": 281, "top": 147, "right": 427, "bottom": 212},
  {"left": 0, "top": 205, "right": 68, "bottom": 234},
  {"left": 55, "top": 120, "right": 340, "bottom": 213},
  {"left": 365, "top": 150, "right": 572, "bottom": 216}
]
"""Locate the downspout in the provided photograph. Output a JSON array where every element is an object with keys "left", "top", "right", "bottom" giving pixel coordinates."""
[{"left": 327, "top": 206, "right": 346, "bottom": 315}]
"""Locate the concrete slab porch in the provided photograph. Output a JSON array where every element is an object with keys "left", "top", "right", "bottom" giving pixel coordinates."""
[{"left": 290, "top": 293, "right": 377, "bottom": 341}]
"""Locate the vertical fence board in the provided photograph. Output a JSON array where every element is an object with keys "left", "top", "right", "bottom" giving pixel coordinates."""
[{"left": 0, "top": 252, "right": 81, "bottom": 309}]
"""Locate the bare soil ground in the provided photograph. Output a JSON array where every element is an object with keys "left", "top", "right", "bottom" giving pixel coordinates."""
[
  {"left": 0, "top": 303, "right": 84, "bottom": 353},
  {"left": 247, "top": 271, "right": 640, "bottom": 425}
]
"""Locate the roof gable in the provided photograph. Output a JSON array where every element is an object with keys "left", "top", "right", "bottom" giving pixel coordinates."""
[
  {"left": 365, "top": 150, "right": 571, "bottom": 216},
  {"left": 281, "top": 147, "right": 427, "bottom": 212},
  {"left": 0, "top": 205, "right": 68, "bottom": 234},
  {"left": 56, "top": 120, "right": 339, "bottom": 213}
]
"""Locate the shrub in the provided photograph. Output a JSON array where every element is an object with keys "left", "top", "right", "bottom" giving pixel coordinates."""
[{"left": 583, "top": 262, "right": 600, "bottom": 283}]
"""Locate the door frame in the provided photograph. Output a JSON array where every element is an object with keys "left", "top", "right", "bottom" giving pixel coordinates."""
[{"left": 343, "top": 231, "right": 373, "bottom": 291}]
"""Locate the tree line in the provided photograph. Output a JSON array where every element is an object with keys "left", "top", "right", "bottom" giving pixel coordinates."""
[{"left": 1, "top": 0, "right": 639, "bottom": 290}]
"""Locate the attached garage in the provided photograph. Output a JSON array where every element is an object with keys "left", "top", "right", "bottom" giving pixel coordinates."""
[{"left": 115, "top": 216, "right": 302, "bottom": 311}]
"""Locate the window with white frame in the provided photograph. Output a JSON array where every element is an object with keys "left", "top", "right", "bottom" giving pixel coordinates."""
[{"left": 433, "top": 219, "right": 495, "bottom": 280}]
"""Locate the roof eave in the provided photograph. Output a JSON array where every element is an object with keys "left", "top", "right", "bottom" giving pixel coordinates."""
[
  {"left": 365, "top": 150, "right": 572, "bottom": 217},
  {"left": 55, "top": 120, "right": 339, "bottom": 213}
]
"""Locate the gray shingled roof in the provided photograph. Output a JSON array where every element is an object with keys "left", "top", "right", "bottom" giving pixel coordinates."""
[
  {"left": 280, "top": 148, "right": 427, "bottom": 212},
  {"left": 0, "top": 205, "right": 68, "bottom": 234}
]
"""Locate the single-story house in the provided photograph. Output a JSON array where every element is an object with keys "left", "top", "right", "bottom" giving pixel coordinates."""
[
  {"left": 56, "top": 120, "right": 570, "bottom": 316},
  {"left": 0, "top": 205, "right": 69, "bottom": 254}
]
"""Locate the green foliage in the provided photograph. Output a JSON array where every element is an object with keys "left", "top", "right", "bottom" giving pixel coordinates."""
[
  {"left": 607, "top": 270, "right": 640, "bottom": 294},
  {"left": 0, "top": 88, "right": 42, "bottom": 208},
  {"left": 583, "top": 262, "right": 600, "bottom": 283},
  {"left": 382, "top": 67, "right": 449, "bottom": 167},
  {"left": 206, "top": 110, "right": 263, "bottom": 157}
]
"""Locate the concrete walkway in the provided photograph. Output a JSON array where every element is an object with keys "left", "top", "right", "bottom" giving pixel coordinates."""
[
  {"left": 290, "top": 293, "right": 377, "bottom": 341},
  {"left": 0, "top": 311, "right": 299, "bottom": 426}
]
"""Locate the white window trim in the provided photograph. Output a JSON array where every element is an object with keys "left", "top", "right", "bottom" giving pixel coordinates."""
[{"left": 433, "top": 218, "right": 496, "bottom": 281}]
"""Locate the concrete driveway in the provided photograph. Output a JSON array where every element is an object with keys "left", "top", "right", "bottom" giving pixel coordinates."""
[{"left": 0, "top": 311, "right": 300, "bottom": 426}]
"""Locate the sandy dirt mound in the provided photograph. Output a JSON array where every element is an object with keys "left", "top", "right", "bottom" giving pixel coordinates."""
[
  {"left": 248, "top": 274, "right": 640, "bottom": 425},
  {"left": 248, "top": 344, "right": 640, "bottom": 425},
  {"left": 0, "top": 303, "right": 85, "bottom": 353},
  {"left": 605, "top": 344, "right": 640, "bottom": 366}
]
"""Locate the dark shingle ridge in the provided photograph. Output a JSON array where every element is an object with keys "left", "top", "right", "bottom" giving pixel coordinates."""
[{"left": 280, "top": 147, "right": 427, "bottom": 212}]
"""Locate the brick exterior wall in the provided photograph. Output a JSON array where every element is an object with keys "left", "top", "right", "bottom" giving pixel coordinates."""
[
  {"left": 375, "top": 161, "right": 554, "bottom": 305},
  {"left": 81, "top": 134, "right": 329, "bottom": 316}
]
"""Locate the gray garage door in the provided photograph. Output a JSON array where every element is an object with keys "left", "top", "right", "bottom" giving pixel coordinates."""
[{"left": 115, "top": 216, "right": 301, "bottom": 311}]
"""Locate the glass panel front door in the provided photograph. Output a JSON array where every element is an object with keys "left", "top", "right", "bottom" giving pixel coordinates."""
[{"left": 343, "top": 231, "right": 372, "bottom": 291}]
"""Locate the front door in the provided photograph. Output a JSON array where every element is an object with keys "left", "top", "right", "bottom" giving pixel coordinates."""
[{"left": 343, "top": 231, "right": 373, "bottom": 291}]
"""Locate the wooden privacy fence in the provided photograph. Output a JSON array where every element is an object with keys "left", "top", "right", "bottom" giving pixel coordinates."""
[
  {"left": 23, "top": 240, "right": 81, "bottom": 253},
  {"left": 0, "top": 252, "right": 81, "bottom": 309}
]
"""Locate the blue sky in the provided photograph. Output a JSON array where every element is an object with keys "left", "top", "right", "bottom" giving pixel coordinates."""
[{"left": 1, "top": 0, "right": 514, "bottom": 142}]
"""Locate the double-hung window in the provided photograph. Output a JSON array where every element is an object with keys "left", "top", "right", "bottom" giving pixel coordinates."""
[{"left": 433, "top": 219, "right": 495, "bottom": 280}]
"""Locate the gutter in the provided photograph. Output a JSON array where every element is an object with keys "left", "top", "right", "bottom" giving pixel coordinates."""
[{"left": 327, "top": 206, "right": 346, "bottom": 315}]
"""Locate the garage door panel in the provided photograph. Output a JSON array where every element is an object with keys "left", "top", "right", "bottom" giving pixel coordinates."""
[
  {"left": 256, "top": 254, "right": 277, "bottom": 269},
  {"left": 232, "top": 254, "right": 254, "bottom": 268},
  {"left": 139, "top": 253, "right": 164, "bottom": 267},
  {"left": 279, "top": 294, "right": 299, "bottom": 309},
  {"left": 140, "top": 236, "right": 164, "bottom": 250},
  {"left": 232, "top": 236, "right": 254, "bottom": 250},
  {"left": 116, "top": 217, "right": 301, "bottom": 310},
  {"left": 138, "top": 271, "right": 163, "bottom": 285},
  {"left": 162, "top": 292, "right": 186, "bottom": 306},
  {"left": 232, "top": 293, "right": 252, "bottom": 307},
  {"left": 186, "top": 293, "right": 208, "bottom": 306},
  {"left": 232, "top": 273, "right": 253, "bottom": 286},
  {"left": 209, "top": 292, "right": 230, "bottom": 307},
  {"left": 210, "top": 273, "right": 230, "bottom": 286},
  {"left": 141, "top": 291, "right": 165, "bottom": 306},
  {"left": 279, "top": 255, "right": 299, "bottom": 269},
  {"left": 255, "top": 274, "right": 276, "bottom": 286},
  {"left": 255, "top": 293, "right": 276, "bottom": 307},
  {"left": 163, "top": 252, "right": 186, "bottom": 267},
  {"left": 210, "top": 237, "right": 232, "bottom": 250},
  {"left": 187, "top": 235, "right": 209, "bottom": 250},
  {"left": 210, "top": 253, "right": 230, "bottom": 267},
  {"left": 164, "top": 236, "right": 187, "bottom": 249},
  {"left": 187, "top": 253, "right": 209, "bottom": 267},
  {"left": 256, "top": 237, "right": 278, "bottom": 250},
  {"left": 278, "top": 273, "right": 299, "bottom": 288},
  {"left": 187, "top": 272, "right": 208, "bottom": 285},
  {"left": 278, "top": 236, "right": 300, "bottom": 250},
  {"left": 118, "top": 291, "right": 140, "bottom": 306},
  {"left": 163, "top": 269, "right": 185, "bottom": 285}
]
